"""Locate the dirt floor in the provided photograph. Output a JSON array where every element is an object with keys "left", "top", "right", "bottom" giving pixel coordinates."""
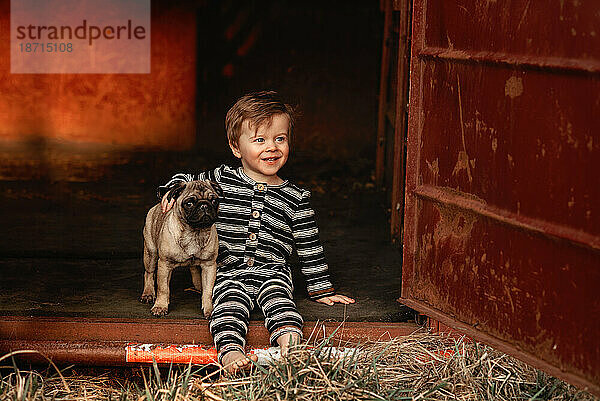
[{"left": 0, "top": 149, "right": 414, "bottom": 322}]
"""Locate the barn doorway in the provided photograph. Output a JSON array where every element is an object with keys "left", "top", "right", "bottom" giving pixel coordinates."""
[{"left": 0, "top": 1, "right": 414, "bottom": 324}]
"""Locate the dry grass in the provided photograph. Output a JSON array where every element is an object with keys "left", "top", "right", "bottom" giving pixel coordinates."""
[{"left": 1, "top": 330, "right": 597, "bottom": 400}]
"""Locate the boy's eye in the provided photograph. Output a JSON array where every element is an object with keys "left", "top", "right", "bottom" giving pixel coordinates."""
[
  {"left": 275, "top": 136, "right": 287, "bottom": 142},
  {"left": 253, "top": 137, "right": 264, "bottom": 143}
]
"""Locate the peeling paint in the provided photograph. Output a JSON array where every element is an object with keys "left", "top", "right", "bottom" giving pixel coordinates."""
[
  {"left": 452, "top": 151, "right": 473, "bottom": 182},
  {"left": 505, "top": 76, "right": 523, "bottom": 98},
  {"left": 426, "top": 158, "right": 440, "bottom": 184},
  {"left": 432, "top": 202, "right": 478, "bottom": 271},
  {"left": 505, "top": 286, "right": 515, "bottom": 313},
  {"left": 556, "top": 102, "right": 580, "bottom": 149},
  {"left": 559, "top": 121, "right": 579, "bottom": 149},
  {"left": 492, "top": 137, "right": 498, "bottom": 153},
  {"left": 507, "top": 154, "right": 515, "bottom": 168}
]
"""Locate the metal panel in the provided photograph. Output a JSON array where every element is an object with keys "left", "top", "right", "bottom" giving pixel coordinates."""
[
  {"left": 401, "top": 0, "right": 599, "bottom": 395},
  {"left": 0, "top": 317, "right": 419, "bottom": 366}
]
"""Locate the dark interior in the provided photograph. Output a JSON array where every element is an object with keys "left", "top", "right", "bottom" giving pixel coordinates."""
[{"left": 0, "top": 1, "right": 414, "bottom": 323}]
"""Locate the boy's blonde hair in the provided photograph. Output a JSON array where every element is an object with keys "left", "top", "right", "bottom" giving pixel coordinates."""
[{"left": 225, "top": 91, "right": 296, "bottom": 146}]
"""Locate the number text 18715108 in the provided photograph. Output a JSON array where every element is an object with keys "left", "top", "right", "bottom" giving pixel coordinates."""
[{"left": 19, "top": 42, "right": 73, "bottom": 53}]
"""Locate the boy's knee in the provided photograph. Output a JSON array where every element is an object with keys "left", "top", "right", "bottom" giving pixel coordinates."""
[
  {"left": 213, "top": 280, "right": 253, "bottom": 305},
  {"left": 257, "top": 276, "right": 293, "bottom": 301}
]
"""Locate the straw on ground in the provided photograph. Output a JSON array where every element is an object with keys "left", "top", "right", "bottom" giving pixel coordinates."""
[{"left": 1, "top": 330, "right": 597, "bottom": 400}]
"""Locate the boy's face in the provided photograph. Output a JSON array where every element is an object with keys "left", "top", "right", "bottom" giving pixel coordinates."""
[{"left": 230, "top": 113, "right": 290, "bottom": 184}]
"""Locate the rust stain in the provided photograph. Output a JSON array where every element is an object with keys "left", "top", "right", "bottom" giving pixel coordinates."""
[
  {"left": 507, "top": 154, "right": 515, "bottom": 168},
  {"left": 475, "top": 113, "right": 498, "bottom": 136},
  {"left": 433, "top": 202, "right": 478, "bottom": 268},
  {"left": 416, "top": 192, "right": 486, "bottom": 310},
  {"left": 504, "top": 286, "right": 515, "bottom": 314},
  {"left": 537, "top": 138, "right": 547, "bottom": 158},
  {"left": 452, "top": 150, "right": 473, "bottom": 181},
  {"left": 420, "top": 232, "right": 434, "bottom": 266},
  {"left": 426, "top": 158, "right": 440, "bottom": 185},
  {"left": 557, "top": 115, "right": 579, "bottom": 149},
  {"left": 505, "top": 76, "right": 523, "bottom": 98},
  {"left": 474, "top": 112, "right": 498, "bottom": 157}
]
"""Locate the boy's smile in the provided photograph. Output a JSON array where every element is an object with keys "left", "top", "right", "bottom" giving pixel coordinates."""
[{"left": 230, "top": 113, "right": 290, "bottom": 185}]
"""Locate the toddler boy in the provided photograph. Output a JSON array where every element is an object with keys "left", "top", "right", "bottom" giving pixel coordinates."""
[{"left": 158, "top": 91, "right": 354, "bottom": 371}]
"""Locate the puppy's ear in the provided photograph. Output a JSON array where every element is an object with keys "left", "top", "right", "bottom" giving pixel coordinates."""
[
  {"left": 208, "top": 180, "right": 223, "bottom": 198},
  {"left": 166, "top": 182, "right": 185, "bottom": 203}
]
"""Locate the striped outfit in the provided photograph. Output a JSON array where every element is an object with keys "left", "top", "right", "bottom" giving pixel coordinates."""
[{"left": 158, "top": 165, "right": 335, "bottom": 361}]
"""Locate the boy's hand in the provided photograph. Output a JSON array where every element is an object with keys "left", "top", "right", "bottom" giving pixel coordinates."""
[
  {"left": 316, "top": 294, "right": 355, "bottom": 306},
  {"left": 161, "top": 192, "right": 175, "bottom": 213}
]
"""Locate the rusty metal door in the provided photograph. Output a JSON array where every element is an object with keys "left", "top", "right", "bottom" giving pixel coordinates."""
[{"left": 400, "top": 0, "right": 600, "bottom": 394}]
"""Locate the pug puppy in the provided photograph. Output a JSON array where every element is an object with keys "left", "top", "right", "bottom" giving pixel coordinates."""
[{"left": 141, "top": 180, "right": 222, "bottom": 317}]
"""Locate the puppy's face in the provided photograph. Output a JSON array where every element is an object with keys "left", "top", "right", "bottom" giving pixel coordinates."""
[{"left": 168, "top": 181, "right": 222, "bottom": 229}]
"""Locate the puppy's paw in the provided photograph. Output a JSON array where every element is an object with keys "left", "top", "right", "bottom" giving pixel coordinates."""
[
  {"left": 140, "top": 294, "right": 155, "bottom": 304},
  {"left": 202, "top": 306, "right": 213, "bottom": 319},
  {"left": 202, "top": 300, "right": 213, "bottom": 318},
  {"left": 151, "top": 305, "right": 169, "bottom": 316}
]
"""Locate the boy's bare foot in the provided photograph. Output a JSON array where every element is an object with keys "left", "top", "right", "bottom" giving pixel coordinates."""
[
  {"left": 277, "top": 332, "right": 301, "bottom": 357},
  {"left": 221, "top": 350, "right": 258, "bottom": 373}
]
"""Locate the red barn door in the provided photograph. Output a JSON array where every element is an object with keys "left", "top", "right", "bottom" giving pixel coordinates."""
[{"left": 400, "top": 0, "right": 600, "bottom": 394}]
